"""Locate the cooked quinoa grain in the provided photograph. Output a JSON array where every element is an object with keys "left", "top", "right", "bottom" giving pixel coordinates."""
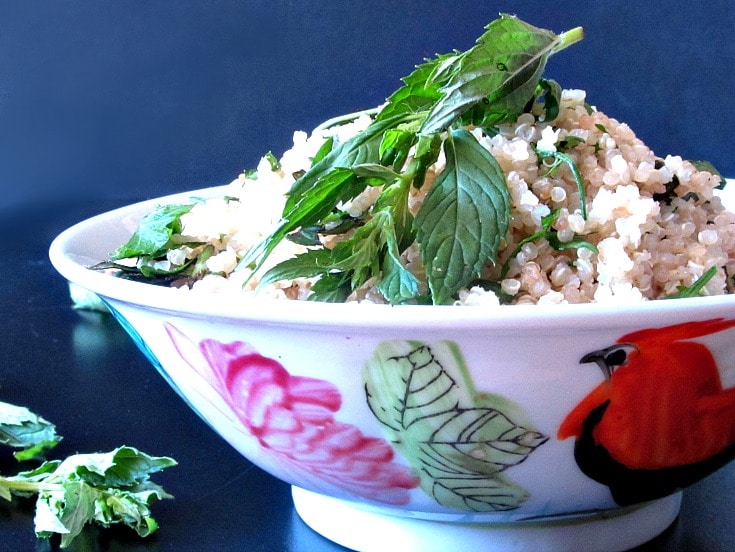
[{"left": 138, "top": 91, "right": 732, "bottom": 306}]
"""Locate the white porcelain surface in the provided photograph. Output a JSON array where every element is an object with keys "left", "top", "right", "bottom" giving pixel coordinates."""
[
  {"left": 292, "top": 487, "right": 682, "bottom": 552},
  {"left": 48, "top": 180, "right": 735, "bottom": 550}
]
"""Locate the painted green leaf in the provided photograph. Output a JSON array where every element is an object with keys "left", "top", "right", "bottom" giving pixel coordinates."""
[{"left": 363, "top": 341, "right": 547, "bottom": 512}]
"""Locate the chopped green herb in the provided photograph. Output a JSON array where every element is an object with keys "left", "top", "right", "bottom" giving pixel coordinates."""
[
  {"left": 690, "top": 160, "right": 726, "bottom": 189},
  {"left": 537, "top": 149, "right": 588, "bottom": 219},
  {"left": 533, "top": 78, "right": 563, "bottom": 121},
  {"left": 110, "top": 203, "right": 195, "bottom": 261},
  {"left": 0, "top": 402, "right": 175, "bottom": 548},
  {"left": 264, "top": 151, "right": 281, "bottom": 171},
  {"left": 0, "top": 401, "right": 61, "bottom": 461},
  {"left": 243, "top": 168, "right": 258, "bottom": 180},
  {"left": 557, "top": 135, "right": 585, "bottom": 151},
  {"left": 665, "top": 266, "right": 718, "bottom": 299},
  {"left": 500, "top": 210, "right": 597, "bottom": 279},
  {"left": 652, "top": 175, "right": 680, "bottom": 205}
]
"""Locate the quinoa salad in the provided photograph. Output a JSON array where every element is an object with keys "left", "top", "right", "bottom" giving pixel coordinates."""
[{"left": 104, "top": 15, "right": 734, "bottom": 307}]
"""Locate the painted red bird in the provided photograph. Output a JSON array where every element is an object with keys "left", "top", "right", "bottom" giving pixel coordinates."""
[{"left": 558, "top": 318, "right": 735, "bottom": 505}]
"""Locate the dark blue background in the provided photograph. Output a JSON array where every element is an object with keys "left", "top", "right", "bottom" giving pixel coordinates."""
[{"left": 1, "top": 1, "right": 733, "bottom": 210}]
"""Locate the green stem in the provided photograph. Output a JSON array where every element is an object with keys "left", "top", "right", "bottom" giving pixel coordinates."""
[
  {"left": 665, "top": 265, "right": 718, "bottom": 299},
  {"left": 0, "top": 476, "right": 63, "bottom": 495},
  {"left": 447, "top": 341, "right": 480, "bottom": 398},
  {"left": 555, "top": 27, "right": 584, "bottom": 53},
  {"left": 539, "top": 150, "right": 588, "bottom": 219},
  {"left": 313, "top": 107, "right": 382, "bottom": 132},
  {"left": 1, "top": 478, "right": 38, "bottom": 494}
]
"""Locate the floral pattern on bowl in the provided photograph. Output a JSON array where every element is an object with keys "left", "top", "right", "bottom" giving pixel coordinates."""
[
  {"left": 164, "top": 323, "right": 419, "bottom": 505},
  {"left": 48, "top": 180, "right": 735, "bottom": 551}
]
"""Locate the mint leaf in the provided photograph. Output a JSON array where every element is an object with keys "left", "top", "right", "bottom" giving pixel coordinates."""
[
  {"left": 286, "top": 113, "right": 412, "bottom": 209},
  {"left": 0, "top": 401, "right": 61, "bottom": 461},
  {"left": 415, "top": 129, "right": 510, "bottom": 304},
  {"left": 258, "top": 249, "right": 333, "bottom": 288},
  {"left": 110, "top": 203, "right": 195, "bottom": 260},
  {"left": 420, "top": 15, "right": 583, "bottom": 134},
  {"left": 373, "top": 180, "right": 415, "bottom": 249},
  {"left": 36, "top": 480, "right": 169, "bottom": 547},
  {"left": 690, "top": 160, "right": 726, "bottom": 189},
  {"left": 311, "top": 136, "right": 334, "bottom": 165},
  {"left": 1, "top": 446, "right": 175, "bottom": 547},
  {"left": 375, "top": 53, "right": 450, "bottom": 122},
  {"left": 307, "top": 272, "right": 352, "bottom": 303},
  {"left": 53, "top": 445, "right": 176, "bottom": 487},
  {"left": 351, "top": 163, "right": 402, "bottom": 182},
  {"left": 376, "top": 217, "right": 421, "bottom": 303},
  {"left": 330, "top": 213, "right": 386, "bottom": 289}
]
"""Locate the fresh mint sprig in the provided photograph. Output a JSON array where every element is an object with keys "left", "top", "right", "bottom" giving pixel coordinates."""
[
  {"left": 248, "top": 14, "right": 583, "bottom": 304},
  {"left": 101, "top": 15, "right": 584, "bottom": 305},
  {"left": 0, "top": 401, "right": 175, "bottom": 548},
  {"left": 418, "top": 16, "right": 584, "bottom": 134}
]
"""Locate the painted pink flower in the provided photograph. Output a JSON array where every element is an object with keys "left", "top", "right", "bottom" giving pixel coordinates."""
[{"left": 165, "top": 324, "right": 418, "bottom": 505}]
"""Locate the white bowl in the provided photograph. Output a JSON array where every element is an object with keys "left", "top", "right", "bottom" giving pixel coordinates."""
[{"left": 49, "top": 183, "right": 735, "bottom": 552}]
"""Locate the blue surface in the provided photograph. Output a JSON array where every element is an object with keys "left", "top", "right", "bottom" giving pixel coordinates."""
[{"left": 0, "top": 1, "right": 733, "bottom": 209}]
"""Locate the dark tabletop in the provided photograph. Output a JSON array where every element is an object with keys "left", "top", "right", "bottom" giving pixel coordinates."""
[{"left": 1, "top": 200, "right": 734, "bottom": 552}]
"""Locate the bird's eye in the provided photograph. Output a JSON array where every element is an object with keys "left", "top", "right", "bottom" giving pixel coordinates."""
[
  {"left": 580, "top": 343, "right": 638, "bottom": 381},
  {"left": 605, "top": 346, "right": 629, "bottom": 367},
  {"left": 603, "top": 343, "right": 637, "bottom": 367}
]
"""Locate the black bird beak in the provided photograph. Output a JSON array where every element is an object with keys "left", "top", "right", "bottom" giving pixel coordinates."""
[{"left": 580, "top": 343, "right": 638, "bottom": 382}]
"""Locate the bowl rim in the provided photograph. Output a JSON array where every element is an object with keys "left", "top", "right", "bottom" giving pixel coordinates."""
[{"left": 49, "top": 180, "right": 735, "bottom": 331}]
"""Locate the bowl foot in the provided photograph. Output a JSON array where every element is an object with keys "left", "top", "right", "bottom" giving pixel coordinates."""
[{"left": 292, "top": 486, "right": 681, "bottom": 552}]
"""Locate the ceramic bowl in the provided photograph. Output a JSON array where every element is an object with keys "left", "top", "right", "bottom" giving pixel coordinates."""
[{"left": 49, "top": 183, "right": 735, "bottom": 552}]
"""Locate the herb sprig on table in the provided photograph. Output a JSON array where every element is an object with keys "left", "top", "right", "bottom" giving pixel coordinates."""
[{"left": 0, "top": 400, "right": 175, "bottom": 548}]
